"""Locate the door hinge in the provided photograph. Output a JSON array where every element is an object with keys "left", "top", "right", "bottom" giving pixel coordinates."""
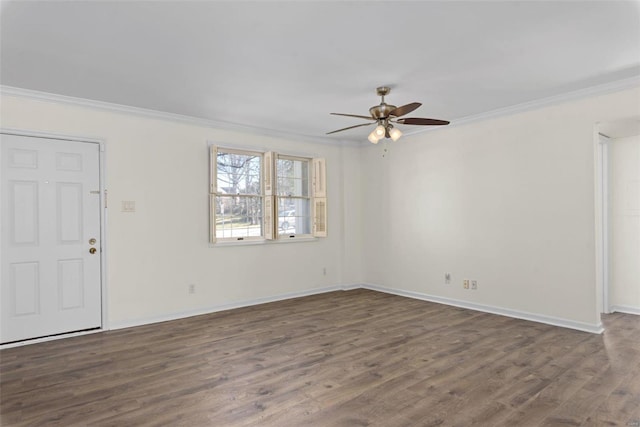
[{"left": 91, "top": 189, "right": 107, "bottom": 208}]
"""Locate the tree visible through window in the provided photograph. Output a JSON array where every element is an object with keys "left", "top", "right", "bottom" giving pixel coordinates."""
[{"left": 214, "top": 149, "right": 263, "bottom": 239}]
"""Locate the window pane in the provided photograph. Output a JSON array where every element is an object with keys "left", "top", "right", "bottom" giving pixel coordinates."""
[
  {"left": 277, "top": 197, "right": 311, "bottom": 235},
  {"left": 217, "top": 151, "right": 261, "bottom": 195},
  {"left": 277, "top": 158, "right": 309, "bottom": 197},
  {"left": 215, "top": 195, "right": 263, "bottom": 238}
]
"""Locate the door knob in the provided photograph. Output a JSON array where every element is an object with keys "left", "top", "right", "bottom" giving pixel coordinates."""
[
  {"left": 89, "top": 238, "right": 97, "bottom": 245},
  {"left": 89, "top": 247, "right": 97, "bottom": 254}
]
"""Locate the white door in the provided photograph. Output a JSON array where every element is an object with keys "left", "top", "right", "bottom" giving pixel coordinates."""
[{"left": 1, "top": 134, "right": 102, "bottom": 343}]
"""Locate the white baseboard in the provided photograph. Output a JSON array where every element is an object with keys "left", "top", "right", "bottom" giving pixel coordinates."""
[
  {"left": 109, "top": 285, "right": 351, "bottom": 330},
  {"left": 361, "top": 283, "right": 604, "bottom": 334},
  {"left": 340, "top": 283, "right": 362, "bottom": 291},
  {"left": 111, "top": 283, "right": 604, "bottom": 334},
  {"left": 610, "top": 305, "right": 640, "bottom": 316}
]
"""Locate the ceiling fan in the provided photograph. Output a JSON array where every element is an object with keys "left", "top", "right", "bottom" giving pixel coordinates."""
[{"left": 327, "top": 86, "right": 450, "bottom": 143}]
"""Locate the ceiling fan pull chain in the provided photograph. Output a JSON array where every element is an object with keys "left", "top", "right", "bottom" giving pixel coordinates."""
[{"left": 382, "top": 139, "right": 390, "bottom": 158}]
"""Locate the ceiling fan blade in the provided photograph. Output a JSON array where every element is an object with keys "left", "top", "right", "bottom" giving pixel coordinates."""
[
  {"left": 389, "top": 102, "right": 421, "bottom": 117},
  {"left": 330, "top": 113, "right": 376, "bottom": 121},
  {"left": 326, "top": 122, "right": 374, "bottom": 135},
  {"left": 395, "top": 117, "right": 450, "bottom": 126}
]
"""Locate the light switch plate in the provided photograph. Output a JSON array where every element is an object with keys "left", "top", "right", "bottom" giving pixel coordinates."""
[{"left": 122, "top": 201, "right": 136, "bottom": 212}]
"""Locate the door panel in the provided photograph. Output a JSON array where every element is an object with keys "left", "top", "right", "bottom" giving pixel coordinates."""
[
  {"left": 12, "top": 261, "right": 40, "bottom": 315},
  {"left": 58, "top": 182, "right": 83, "bottom": 243},
  {"left": 1, "top": 134, "right": 102, "bottom": 343},
  {"left": 58, "top": 258, "right": 84, "bottom": 310},
  {"left": 10, "top": 180, "right": 39, "bottom": 245}
]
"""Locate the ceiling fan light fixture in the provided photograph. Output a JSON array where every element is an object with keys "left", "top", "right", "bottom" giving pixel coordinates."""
[
  {"left": 326, "top": 86, "right": 449, "bottom": 140},
  {"left": 389, "top": 127, "right": 402, "bottom": 141},
  {"left": 368, "top": 131, "right": 380, "bottom": 144}
]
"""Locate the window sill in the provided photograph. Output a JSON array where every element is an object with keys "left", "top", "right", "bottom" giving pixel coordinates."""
[{"left": 210, "top": 236, "right": 318, "bottom": 247}]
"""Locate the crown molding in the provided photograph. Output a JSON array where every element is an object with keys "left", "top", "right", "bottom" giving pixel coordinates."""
[
  {"left": 3, "top": 76, "right": 639, "bottom": 146},
  {"left": 404, "top": 75, "right": 640, "bottom": 138},
  {"left": 0, "top": 85, "right": 361, "bottom": 147}
]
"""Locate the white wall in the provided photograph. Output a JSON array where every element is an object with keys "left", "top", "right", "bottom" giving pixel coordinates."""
[
  {"left": 609, "top": 134, "right": 640, "bottom": 312},
  {"left": 0, "top": 95, "right": 362, "bottom": 327},
  {"left": 361, "top": 87, "right": 640, "bottom": 329},
  {"left": 2, "top": 86, "right": 639, "bottom": 332}
]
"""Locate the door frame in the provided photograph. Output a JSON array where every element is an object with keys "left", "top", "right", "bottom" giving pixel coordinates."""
[
  {"left": 0, "top": 128, "right": 109, "bottom": 345},
  {"left": 594, "top": 129, "right": 611, "bottom": 315}
]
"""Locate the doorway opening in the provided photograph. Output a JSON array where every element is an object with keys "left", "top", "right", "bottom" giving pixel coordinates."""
[{"left": 595, "top": 117, "right": 640, "bottom": 318}]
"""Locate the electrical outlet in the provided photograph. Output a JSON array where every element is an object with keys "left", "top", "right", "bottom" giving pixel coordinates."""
[
  {"left": 188, "top": 284, "right": 196, "bottom": 294},
  {"left": 463, "top": 279, "right": 469, "bottom": 289},
  {"left": 323, "top": 267, "right": 327, "bottom": 276},
  {"left": 445, "top": 273, "right": 451, "bottom": 284},
  {"left": 471, "top": 280, "right": 477, "bottom": 290}
]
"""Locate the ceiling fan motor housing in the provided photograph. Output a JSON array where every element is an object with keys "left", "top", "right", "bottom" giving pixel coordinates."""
[{"left": 369, "top": 103, "right": 397, "bottom": 119}]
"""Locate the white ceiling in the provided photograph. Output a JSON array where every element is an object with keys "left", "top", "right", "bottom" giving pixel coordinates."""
[{"left": 1, "top": 1, "right": 639, "bottom": 142}]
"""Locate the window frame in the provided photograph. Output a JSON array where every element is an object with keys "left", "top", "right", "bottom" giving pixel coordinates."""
[
  {"left": 275, "top": 154, "right": 313, "bottom": 239},
  {"left": 210, "top": 146, "right": 265, "bottom": 243},
  {"left": 209, "top": 144, "right": 326, "bottom": 245}
]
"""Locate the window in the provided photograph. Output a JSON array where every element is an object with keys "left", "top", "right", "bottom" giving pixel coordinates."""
[
  {"left": 210, "top": 146, "right": 326, "bottom": 243},
  {"left": 211, "top": 148, "right": 264, "bottom": 241},
  {"left": 276, "top": 155, "right": 311, "bottom": 236}
]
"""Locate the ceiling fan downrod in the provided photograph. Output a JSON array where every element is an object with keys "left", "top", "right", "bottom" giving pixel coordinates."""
[{"left": 370, "top": 87, "right": 396, "bottom": 120}]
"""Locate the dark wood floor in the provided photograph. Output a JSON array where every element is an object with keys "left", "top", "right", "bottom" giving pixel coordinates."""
[{"left": 1, "top": 289, "right": 639, "bottom": 426}]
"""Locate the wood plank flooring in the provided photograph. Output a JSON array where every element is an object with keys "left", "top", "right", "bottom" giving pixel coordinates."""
[{"left": 1, "top": 289, "right": 639, "bottom": 426}]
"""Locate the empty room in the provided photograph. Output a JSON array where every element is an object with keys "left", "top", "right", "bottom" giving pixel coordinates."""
[{"left": 1, "top": 1, "right": 639, "bottom": 426}]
